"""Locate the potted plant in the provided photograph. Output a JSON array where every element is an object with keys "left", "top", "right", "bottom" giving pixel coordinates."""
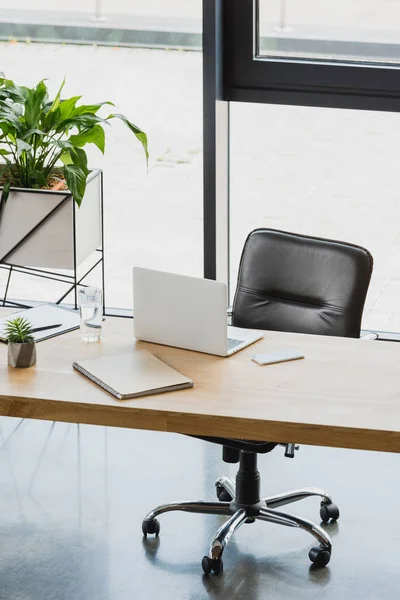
[
  {"left": 0, "top": 74, "right": 148, "bottom": 270},
  {"left": 5, "top": 316, "right": 36, "bottom": 368}
]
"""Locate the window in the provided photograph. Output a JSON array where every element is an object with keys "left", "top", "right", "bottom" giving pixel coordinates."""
[
  {"left": 259, "top": 0, "right": 400, "bottom": 64},
  {"left": 0, "top": 3, "right": 203, "bottom": 310},
  {"left": 229, "top": 101, "right": 400, "bottom": 332},
  {"left": 225, "top": 0, "right": 400, "bottom": 111}
]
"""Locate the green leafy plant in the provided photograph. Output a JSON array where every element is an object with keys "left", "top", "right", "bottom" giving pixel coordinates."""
[
  {"left": 0, "top": 74, "right": 148, "bottom": 206},
  {"left": 4, "top": 317, "right": 34, "bottom": 344}
]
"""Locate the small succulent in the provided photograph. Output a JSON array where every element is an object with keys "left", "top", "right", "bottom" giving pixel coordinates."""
[{"left": 4, "top": 317, "right": 34, "bottom": 343}]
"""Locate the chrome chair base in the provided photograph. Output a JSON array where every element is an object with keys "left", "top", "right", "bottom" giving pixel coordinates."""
[{"left": 142, "top": 475, "right": 339, "bottom": 575}]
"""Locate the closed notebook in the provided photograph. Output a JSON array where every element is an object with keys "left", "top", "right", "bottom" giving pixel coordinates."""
[
  {"left": 72, "top": 349, "right": 193, "bottom": 399},
  {"left": 0, "top": 304, "right": 80, "bottom": 343}
]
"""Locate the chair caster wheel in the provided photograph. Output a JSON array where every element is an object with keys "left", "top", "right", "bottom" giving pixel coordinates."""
[
  {"left": 320, "top": 502, "right": 340, "bottom": 523},
  {"left": 142, "top": 518, "right": 160, "bottom": 537},
  {"left": 202, "top": 556, "right": 223, "bottom": 575},
  {"left": 308, "top": 545, "right": 331, "bottom": 567},
  {"left": 216, "top": 484, "right": 232, "bottom": 502}
]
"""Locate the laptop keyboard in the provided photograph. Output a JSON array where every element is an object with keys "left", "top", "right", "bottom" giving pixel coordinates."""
[{"left": 227, "top": 337, "right": 244, "bottom": 352}]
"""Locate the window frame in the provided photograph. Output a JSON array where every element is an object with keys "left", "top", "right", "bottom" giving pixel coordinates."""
[{"left": 224, "top": 0, "right": 400, "bottom": 111}]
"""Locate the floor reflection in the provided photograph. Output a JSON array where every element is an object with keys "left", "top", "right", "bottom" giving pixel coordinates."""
[
  {"left": 0, "top": 416, "right": 398, "bottom": 600},
  {"left": 0, "top": 523, "right": 108, "bottom": 600}
]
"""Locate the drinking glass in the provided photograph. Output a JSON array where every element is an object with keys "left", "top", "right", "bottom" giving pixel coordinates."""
[{"left": 78, "top": 287, "right": 103, "bottom": 342}]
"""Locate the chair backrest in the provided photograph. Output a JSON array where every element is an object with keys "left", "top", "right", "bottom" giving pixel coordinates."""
[{"left": 232, "top": 229, "right": 373, "bottom": 338}]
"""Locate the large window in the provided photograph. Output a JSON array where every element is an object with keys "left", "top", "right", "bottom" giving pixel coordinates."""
[
  {"left": 201, "top": 1, "right": 400, "bottom": 336},
  {"left": 259, "top": 0, "right": 400, "bottom": 63},
  {"left": 0, "top": 4, "right": 202, "bottom": 310},
  {"left": 224, "top": 0, "right": 400, "bottom": 111},
  {"left": 223, "top": 0, "right": 400, "bottom": 334},
  {"left": 229, "top": 101, "right": 400, "bottom": 332}
]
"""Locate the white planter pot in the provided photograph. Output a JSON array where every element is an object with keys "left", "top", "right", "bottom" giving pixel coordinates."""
[{"left": 0, "top": 169, "right": 102, "bottom": 270}]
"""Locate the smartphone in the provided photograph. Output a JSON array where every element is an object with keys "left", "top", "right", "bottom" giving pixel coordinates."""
[{"left": 251, "top": 350, "right": 304, "bottom": 366}]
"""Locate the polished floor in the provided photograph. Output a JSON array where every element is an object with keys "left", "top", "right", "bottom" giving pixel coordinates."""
[{"left": 0, "top": 417, "right": 398, "bottom": 600}]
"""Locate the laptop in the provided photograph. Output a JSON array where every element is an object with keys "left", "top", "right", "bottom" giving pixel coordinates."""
[{"left": 133, "top": 267, "right": 264, "bottom": 357}]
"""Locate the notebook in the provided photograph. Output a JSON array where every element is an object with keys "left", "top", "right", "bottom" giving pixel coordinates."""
[
  {"left": 0, "top": 304, "right": 80, "bottom": 342},
  {"left": 72, "top": 349, "right": 194, "bottom": 400}
]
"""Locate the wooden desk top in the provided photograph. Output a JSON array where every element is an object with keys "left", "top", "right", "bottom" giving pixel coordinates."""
[{"left": 0, "top": 313, "right": 399, "bottom": 453}]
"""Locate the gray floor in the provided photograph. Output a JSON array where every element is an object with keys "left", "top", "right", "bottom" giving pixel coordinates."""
[{"left": 0, "top": 416, "right": 398, "bottom": 599}]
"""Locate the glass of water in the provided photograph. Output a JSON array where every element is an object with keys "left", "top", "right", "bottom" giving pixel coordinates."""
[{"left": 78, "top": 287, "right": 103, "bottom": 342}]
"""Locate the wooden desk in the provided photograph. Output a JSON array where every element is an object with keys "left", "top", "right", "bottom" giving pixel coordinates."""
[{"left": 0, "top": 315, "right": 399, "bottom": 453}]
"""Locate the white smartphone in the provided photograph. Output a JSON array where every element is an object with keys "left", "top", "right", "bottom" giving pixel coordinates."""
[{"left": 251, "top": 350, "right": 304, "bottom": 366}]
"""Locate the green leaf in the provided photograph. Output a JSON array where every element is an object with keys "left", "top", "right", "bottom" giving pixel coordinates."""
[
  {"left": 43, "top": 107, "right": 61, "bottom": 132},
  {"left": 0, "top": 122, "right": 9, "bottom": 136},
  {"left": 1, "top": 179, "right": 11, "bottom": 204},
  {"left": 22, "top": 128, "right": 46, "bottom": 140},
  {"left": 0, "top": 163, "right": 10, "bottom": 177},
  {"left": 61, "top": 146, "right": 89, "bottom": 173},
  {"left": 63, "top": 164, "right": 87, "bottom": 206},
  {"left": 49, "top": 139, "right": 74, "bottom": 154},
  {"left": 3, "top": 80, "right": 29, "bottom": 103},
  {"left": 4, "top": 316, "right": 34, "bottom": 343},
  {"left": 133, "top": 130, "right": 148, "bottom": 161},
  {"left": 72, "top": 101, "right": 114, "bottom": 117},
  {"left": 4, "top": 98, "right": 23, "bottom": 117},
  {"left": 16, "top": 138, "right": 31, "bottom": 157},
  {"left": 0, "top": 149, "right": 11, "bottom": 164},
  {"left": 70, "top": 147, "right": 89, "bottom": 175},
  {"left": 59, "top": 95, "right": 82, "bottom": 121},
  {"left": 24, "top": 80, "right": 47, "bottom": 129},
  {"left": 24, "top": 95, "right": 42, "bottom": 129},
  {"left": 47, "top": 77, "right": 65, "bottom": 115},
  {"left": 108, "top": 113, "right": 148, "bottom": 162},
  {"left": 69, "top": 124, "right": 105, "bottom": 153},
  {"left": 31, "top": 170, "right": 47, "bottom": 187},
  {"left": 42, "top": 78, "right": 65, "bottom": 131},
  {"left": 60, "top": 151, "right": 73, "bottom": 165},
  {"left": 58, "top": 113, "right": 106, "bottom": 132},
  {"left": 0, "top": 107, "right": 22, "bottom": 132}
]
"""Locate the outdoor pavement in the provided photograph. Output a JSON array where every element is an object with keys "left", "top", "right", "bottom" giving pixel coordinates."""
[
  {"left": 5, "top": 0, "right": 400, "bottom": 32},
  {"left": 0, "top": 1, "right": 202, "bottom": 20},
  {"left": 3, "top": 1, "right": 400, "bottom": 54},
  {"left": 1, "top": 40, "right": 400, "bottom": 333},
  {"left": 0, "top": 0, "right": 202, "bottom": 49}
]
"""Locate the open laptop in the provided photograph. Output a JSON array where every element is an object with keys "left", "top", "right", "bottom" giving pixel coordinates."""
[{"left": 133, "top": 267, "right": 264, "bottom": 357}]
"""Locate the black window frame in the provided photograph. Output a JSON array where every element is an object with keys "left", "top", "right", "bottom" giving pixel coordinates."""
[{"left": 224, "top": 0, "right": 400, "bottom": 111}]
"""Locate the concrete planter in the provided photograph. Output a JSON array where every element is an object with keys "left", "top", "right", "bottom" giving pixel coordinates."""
[
  {"left": 0, "top": 169, "right": 102, "bottom": 270},
  {"left": 8, "top": 341, "right": 37, "bottom": 368}
]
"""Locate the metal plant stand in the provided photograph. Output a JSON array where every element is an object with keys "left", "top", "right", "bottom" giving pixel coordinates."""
[{"left": 0, "top": 170, "right": 106, "bottom": 315}]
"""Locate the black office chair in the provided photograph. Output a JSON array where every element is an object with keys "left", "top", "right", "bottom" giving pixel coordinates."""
[{"left": 142, "top": 229, "right": 374, "bottom": 575}]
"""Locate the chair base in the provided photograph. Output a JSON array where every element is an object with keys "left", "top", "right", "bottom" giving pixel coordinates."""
[{"left": 142, "top": 452, "right": 339, "bottom": 574}]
